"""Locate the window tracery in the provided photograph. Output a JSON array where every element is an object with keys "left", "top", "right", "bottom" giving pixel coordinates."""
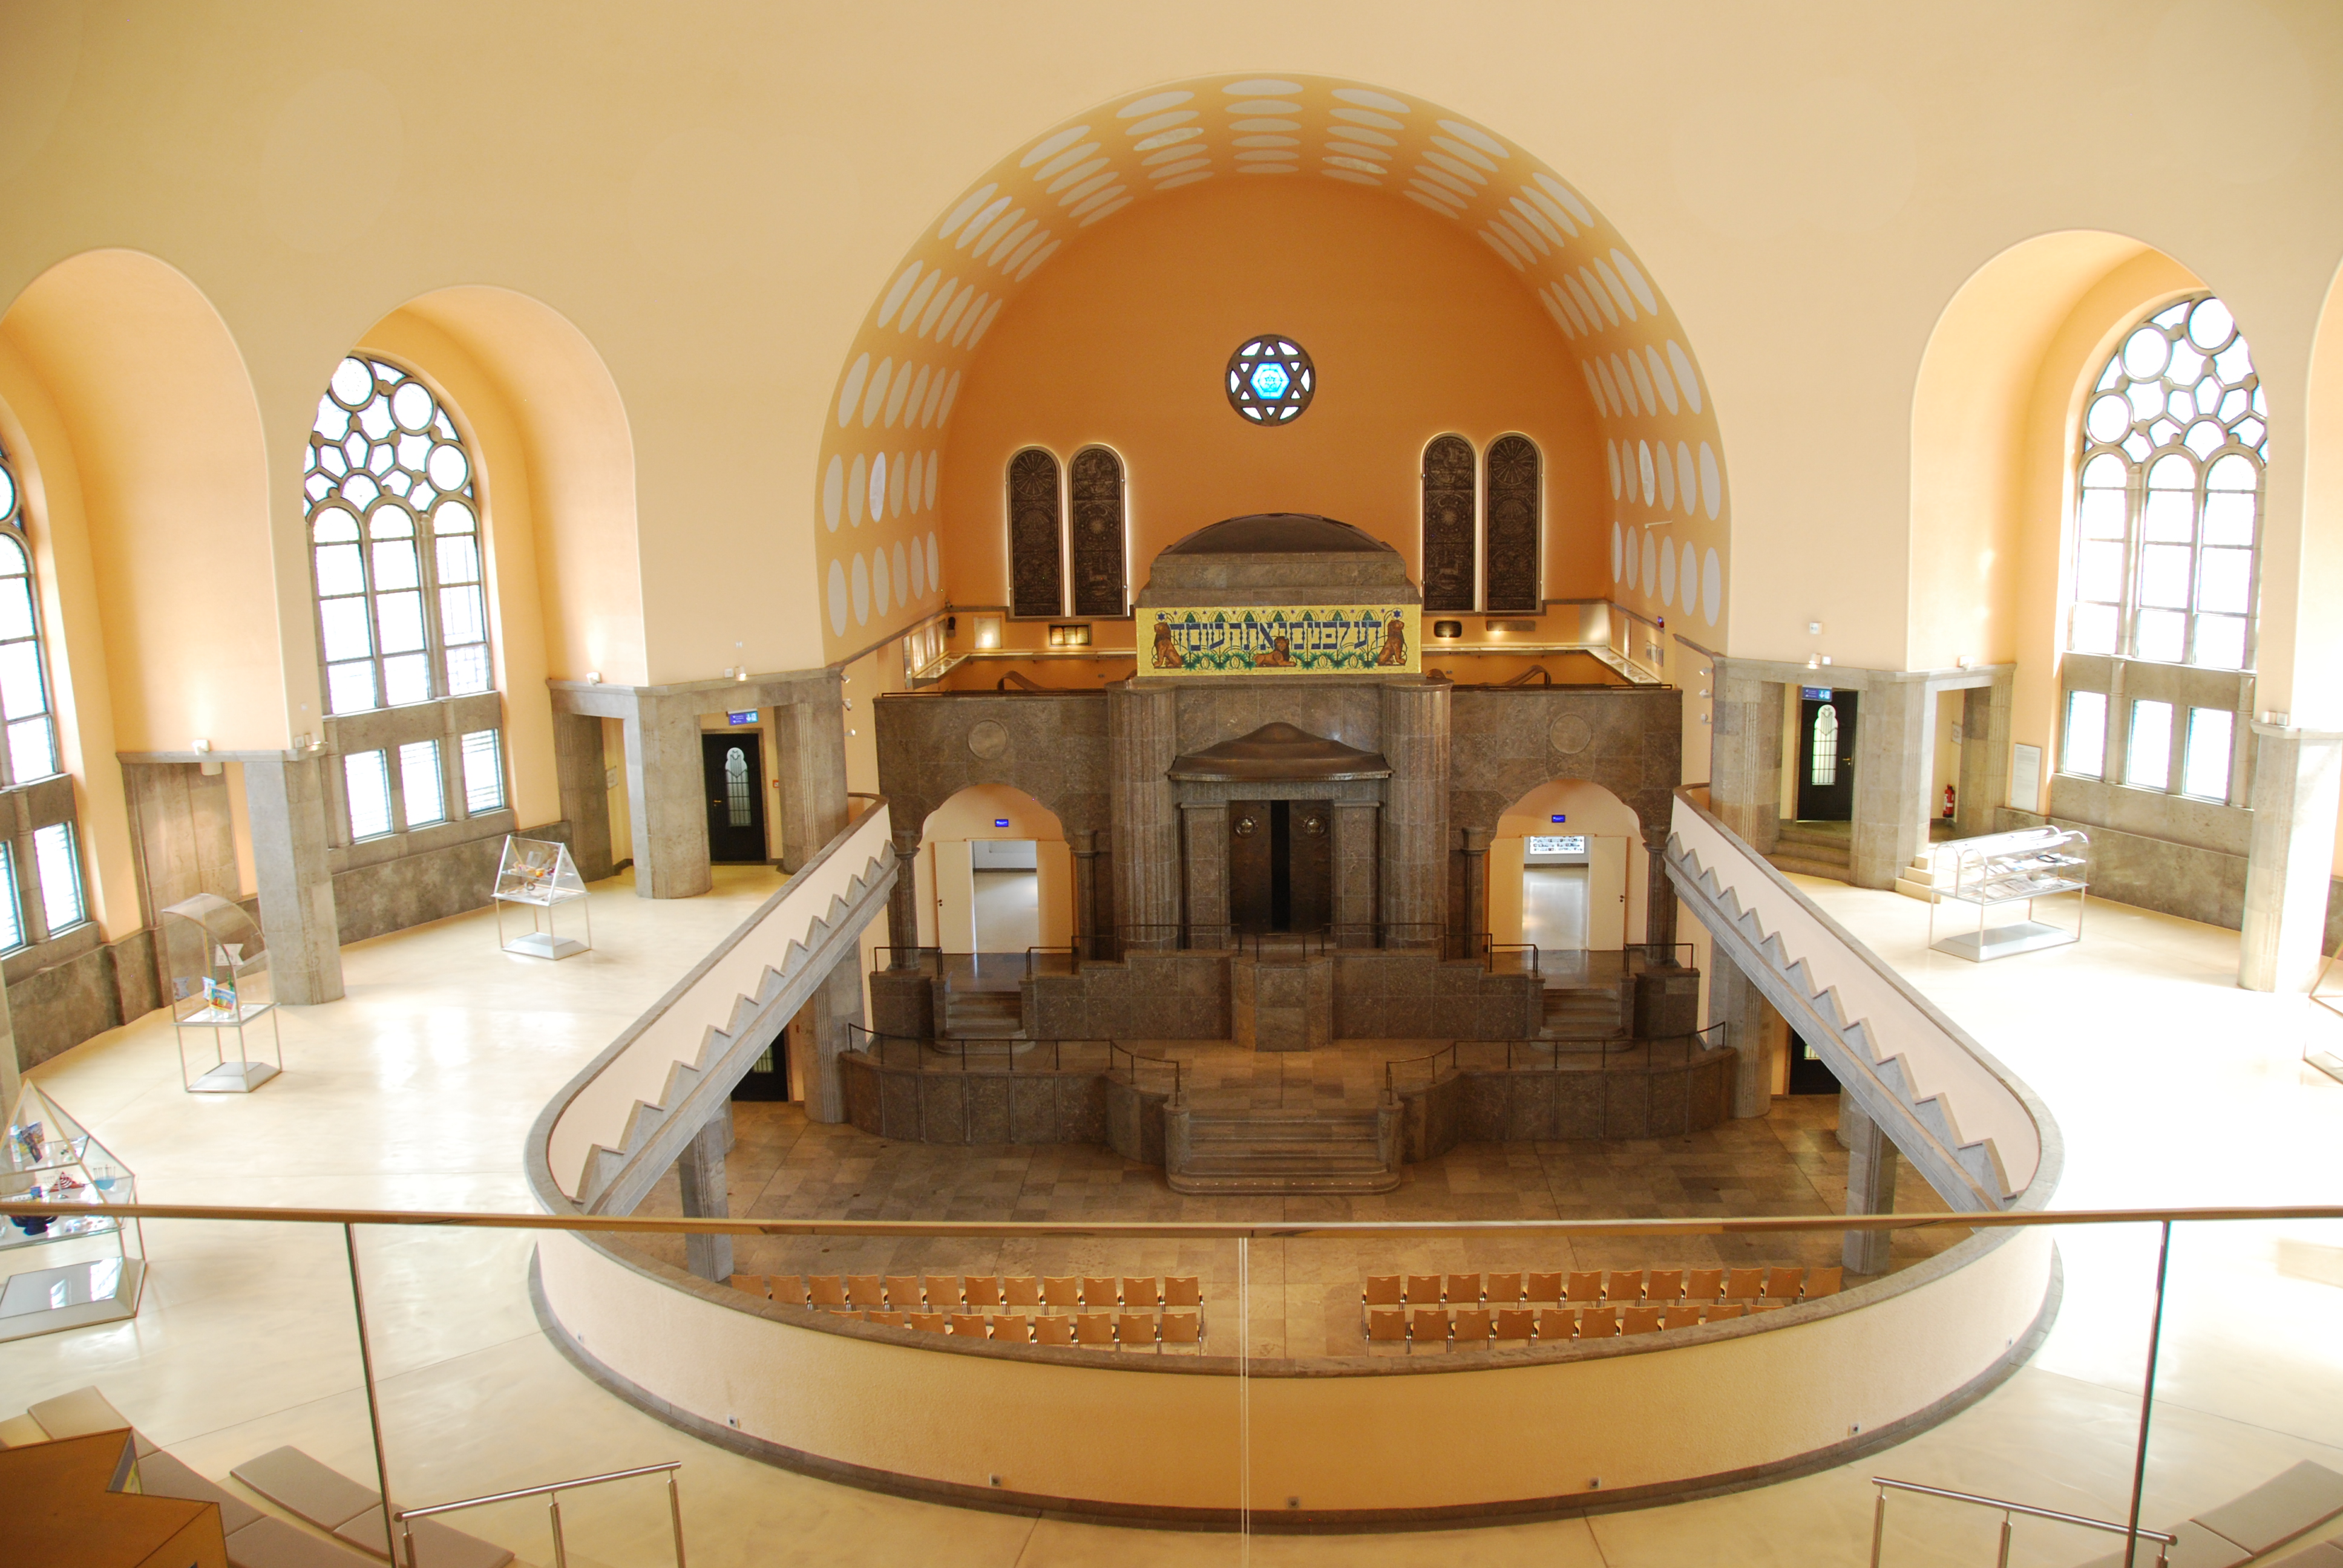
[
  {"left": 1483, "top": 434, "right": 1541, "bottom": 613},
  {"left": 1069, "top": 446, "right": 1127, "bottom": 618},
  {"left": 1420, "top": 435, "right": 1475, "bottom": 613},
  {"left": 1008, "top": 448, "right": 1064, "bottom": 618}
]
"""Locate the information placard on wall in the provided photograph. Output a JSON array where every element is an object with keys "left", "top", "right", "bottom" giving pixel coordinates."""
[
  {"left": 2010, "top": 743, "right": 2042, "bottom": 811},
  {"left": 1138, "top": 605, "right": 1418, "bottom": 676}
]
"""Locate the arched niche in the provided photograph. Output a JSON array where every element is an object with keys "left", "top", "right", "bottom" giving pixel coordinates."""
[
  {"left": 813, "top": 74, "right": 1733, "bottom": 665},
  {"left": 1487, "top": 776, "right": 1645, "bottom": 953},
  {"left": 916, "top": 782, "right": 1072, "bottom": 953}
]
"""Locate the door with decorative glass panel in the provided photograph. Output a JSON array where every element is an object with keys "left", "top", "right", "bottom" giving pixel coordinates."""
[
  {"left": 701, "top": 734, "right": 767, "bottom": 863},
  {"left": 1796, "top": 690, "right": 1856, "bottom": 822}
]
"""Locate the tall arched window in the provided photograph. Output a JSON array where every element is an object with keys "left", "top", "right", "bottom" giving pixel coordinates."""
[
  {"left": 306, "top": 357, "right": 492, "bottom": 714},
  {"left": 1068, "top": 445, "right": 1127, "bottom": 618},
  {"left": 1420, "top": 434, "right": 1475, "bottom": 613},
  {"left": 1007, "top": 447, "right": 1063, "bottom": 618},
  {"left": 1484, "top": 434, "right": 1541, "bottom": 613},
  {"left": 2068, "top": 296, "right": 2266, "bottom": 670},
  {"left": 0, "top": 436, "right": 87, "bottom": 949}
]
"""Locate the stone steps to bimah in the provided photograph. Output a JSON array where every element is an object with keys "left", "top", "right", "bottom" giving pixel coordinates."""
[
  {"left": 1544, "top": 988, "right": 1625, "bottom": 1038},
  {"left": 1168, "top": 1110, "right": 1398, "bottom": 1195},
  {"left": 943, "top": 989, "right": 1022, "bottom": 1038}
]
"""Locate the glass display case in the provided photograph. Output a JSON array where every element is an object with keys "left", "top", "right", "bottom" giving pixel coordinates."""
[
  {"left": 160, "top": 892, "right": 282, "bottom": 1093},
  {"left": 493, "top": 835, "right": 592, "bottom": 959},
  {"left": 0, "top": 1083, "right": 143, "bottom": 1342},
  {"left": 1924, "top": 826, "right": 2089, "bottom": 962}
]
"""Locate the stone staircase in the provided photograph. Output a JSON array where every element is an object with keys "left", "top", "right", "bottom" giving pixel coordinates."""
[
  {"left": 1543, "top": 984, "right": 1627, "bottom": 1039},
  {"left": 1165, "top": 1108, "right": 1400, "bottom": 1195},
  {"left": 1769, "top": 820, "right": 1854, "bottom": 882},
  {"left": 944, "top": 987, "right": 1023, "bottom": 1037}
]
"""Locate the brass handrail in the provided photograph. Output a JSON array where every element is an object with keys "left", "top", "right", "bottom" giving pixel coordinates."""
[
  {"left": 397, "top": 1460, "right": 685, "bottom": 1568},
  {"left": 1870, "top": 1477, "right": 2175, "bottom": 1568},
  {"left": 10, "top": 1198, "right": 2340, "bottom": 1238}
]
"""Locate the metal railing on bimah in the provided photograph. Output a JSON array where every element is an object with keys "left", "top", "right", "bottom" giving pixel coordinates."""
[
  {"left": 1234, "top": 930, "right": 1330, "bottom": 962},
  {"left": 1486, "top": 941, "right": 1541, "bottom": 976},
  {"left": 1383, "top": 1042, "right": 1458, "bottom": 1096},
  {"left": 1385, "top": 1025, "right": 1727, "bottom": 1098},
  {"left": 844, "top": 1022, "right": 1093, "bottom": 1074},
  {"left": 1869, "top": 1477, "right": 2177, "bottom": 1568},
  {"left": 1625, "top": 941, "right": 1697, "bottom": 969},
  {"left": 395, "top": 1461, "right": 686, "bottom": 1568},
  {"left": 1109, "top": 1040, "right": 1183, "bottom": 1100},
  {"left": 1, "top": 1196, "right": 2331, "bottom": 1557},
  {"left": 1023, "top": 944, "right": 1077, "bottom": 978}
]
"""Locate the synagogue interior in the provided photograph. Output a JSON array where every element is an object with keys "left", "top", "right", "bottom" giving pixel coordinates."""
[{"left": 1, "top": 4, "right": 2342, "bottom": 1566}]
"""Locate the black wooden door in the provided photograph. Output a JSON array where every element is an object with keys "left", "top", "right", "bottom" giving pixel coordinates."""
[
  {"left": 1230, "top": 800, "right": 1273, "bottom": 935},
  {"left": 703, "top": 733, "right": 768, "bottom": 863},
  {"left": 1288, "top": 801, "right": 1333, "bottom": 933},
  {"left": 731, "top": 1028, "right": 791, "bottom": 1101},
  {"left": 1795, "top": 691, "right": 1856, "bottom": 822}
]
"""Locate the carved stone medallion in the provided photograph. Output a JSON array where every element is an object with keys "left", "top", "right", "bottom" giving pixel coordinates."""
[
  {"left": 967, "top": 720, "right": 1010, "bottom": 760},
  {"left": 1550, "top": 714, "right": 1592, "bottom": 755}
]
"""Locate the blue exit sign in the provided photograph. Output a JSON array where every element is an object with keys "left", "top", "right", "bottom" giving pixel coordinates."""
[
  {"left": 994, "top": 818, "right": 1010, "bottom": 828},
  {"left": 1550, "top": 814, "right": 1567, "bottom": 824},
  {"left": 726, "top": 709, "right": 759, "bottom": 725}
]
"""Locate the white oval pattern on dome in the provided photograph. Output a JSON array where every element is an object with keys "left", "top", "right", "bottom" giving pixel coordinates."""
[
  {"left": 1436, "top": 120, "right": 1506, "bottom": 156},
  {"left": 1611, "top": 249, "right": 1658, "bottom": 316},
  {"left": 877, "top": 263, "right": 921, "bottom": 328},
  {"left": 1656, "top": 441, "right": 1675, "bottom": 510},
  {"left": 1118, "top": 91, "right": 1192, "bottom": 117},
  {"left": 851, "top": 553, "right": 871, "bottom": 625},
  {"left": 954, "top": 195, "right": 1011, "bottom": 247},
  {"left": 925, "top": 452, "right": 940, "bottom": 510},
  {"left": 1699, "top": 442, "right": 1722, "bottom": 520},
  {"left": 1610, "top": 521, "right": 1623, "bottom": 583},
  {"left": 937, "top": 371, "right": 962, "bottom": 425},
  {"left": 827, "top": 560, "right": 849, "bottom": 635},
  {"left": 906, "top": 451, "right": 924, "bottom": 514},
  {"left": 939, "top": 184, "right": 997, "bottom": 238},
  {"left": 1332, "top": 87, "right": 1410, "bottom": 112},
  {"left": 1035, "top": 143, "right": 1099, "bottom": 181},
  {"left": 1122, "top": 111, "right": 1195, "bottom": 139},
  {"left": 926, "top": 532, "right": 940, "bottom": 591},
  {"left": 1159, "top": 172, "right": 1214, "bottom": 192},
  {"left": 900, "top": 273, "right": 940, "bottom": 334},
  {"left": 888, "top": 450, "right": 905, "bottom": 516},
  {"left": 1625, "top": 526, "right": 1639, "bottom": 589},
  {"left": 1647, "top": 346, "right": 1679, "bottom": 414},
  {"left": 837, "top": 354, "right": 870, "bottom": 427},
  {"left": 908, "top": 537, "right": 924, "bottom": 598},
  {"left": 1628, "top": 353, "right": 1656, "bottom": 416},
  {"left": 1324, "top": 168, "right": 1381, "bottom": 188},
  {"left": 871, "top": 546, "right": 890, "bottom": 618},
  {"left": 1594, "top": 260, "right": 1636, "bottom": 322},
  {"left": 1642, "top": 531, "right": 1657, "bottom": 593},
  {"left": 868, "top": 452, "right": 887, "bottom": 520},
  {"left": 847, "top": 454, "right": 865, "bottom": 526},
  {"left": 1667, "top": 341, "right": 1702, "bottom": 414},
  {"left": 1607, "top": 440, "right": 1621, "bottom": 498},
  {"left": 1225, "top": 78, "right": 1304, "bottom": 94},
  {"left": 860, "top": 358, "right": 892, "bottom": 426},
  {"left": 1659, "top": 532, "right": 1676, "bottom": 604},
  {"left": 1682, "top": 543, "right": 1698, "bottom": 613},
  {"left": 822, "top": 454, "right": 844, "bottom": 532},
  {"left": 883, "top": 364, "right": 912, "bottom": 426},
  {"left": 1677, "top": 443, "right": 1696, "bottom": 515},
  {"left": 1023, "top": 125, "right": 1092, "bottom": 163},
  {"left": 1638, "top": 440, "right": 1656, "bottom": 505},
  {"left": 1702, "top": 549, "right": 1722, "bottom": 626}
]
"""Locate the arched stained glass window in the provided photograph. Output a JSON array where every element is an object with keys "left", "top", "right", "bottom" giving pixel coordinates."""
[
  {"left": 2069, "top": 296, "right": 2266, "bottom": 670},
  {"left": 0, "top": 446, "right": 59, "bottom": 786},
  {"left": 1069, "top": 446, "right": 1127, "bottom": 618},
  {"left": 305, "top": 358, "right": 493, "bottom": 714},
  {"left": 1007, "top": 447, "right": 1063, "bottom": 618},
  {"left": 1484, "top": 434, "right": 1541, "bottom": 613},
  {"left": 1420, "top": 435, "right": 1475, "bottom": 613}
]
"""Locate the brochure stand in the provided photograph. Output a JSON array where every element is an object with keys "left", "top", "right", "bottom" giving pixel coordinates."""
[
  {"left": 494, "top": 835, "right": 592, "bottom": 959},
  {"left": 160, "top": 893, "right": 282, "bottom": 1093},
  {"left": 0, "top": 1083, "right": 144, "bottom": 1342}
]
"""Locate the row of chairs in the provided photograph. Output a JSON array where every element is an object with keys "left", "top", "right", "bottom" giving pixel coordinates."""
[
  {"left": 733, "top": 1273, "right": 1205, "bottom": 1313},
  {"left": 842, "top": 1309, "right": 1204, "bottom": 1350},
  {"left": 1362, "top": 1266, "right": 1840, "bottom": 1315},
  {"left": 1371, "top": 1302, "right": 1771, "bottom": 1349}
]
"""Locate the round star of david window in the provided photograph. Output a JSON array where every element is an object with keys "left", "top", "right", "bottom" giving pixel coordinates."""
[{"left": 1227, "top": 335, "right": 1314, "bottom": 425}]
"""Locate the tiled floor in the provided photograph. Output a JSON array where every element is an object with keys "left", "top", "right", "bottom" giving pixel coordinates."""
[
  {"left": 0, "top": 872, "right": 2338, "bottom": 1567},
  {"left": 629, "top": 1076, "right": 1959, "bottom": 1359}
]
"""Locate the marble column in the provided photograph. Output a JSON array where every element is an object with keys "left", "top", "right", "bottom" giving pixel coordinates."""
[
  {"left": 1460, "top": 826, "right": 1491, "bottom": 949},
  {"left": 1708, "top": 661, "right": 1782, "bottom": 854},
  {"left": 1069, "top": 829, "right": 1101, "bottom": 956},
  {"left": 773, "top": 677, "right": 850, "bottom": 872},
  {"left": 1706, "top": 946, "right": 1774, "bottom": 1119},
  {"left": 1851, "top": 675, "right": 1929, "bottom": 890},
  {"left": 243, "top": 756, "right": 345, "bottom": 1004},
  {"left": 550, "top": 713, "right": 615, "bottom": 880},
  {"left": 1842, "top": 1099, "right": 1901, "bottom": 1275},
  {"left": 623, "top": 692, "right": 713, "bottom": 900},
  {"left": 2240, "top": 724, "right": 2343, "bottom": 991},
  {"left": 1641, "top": 826, "right": 1679, "bottom": 955},
  {"left": 1108, "top": 684, "right": 1181, "bottom": 950},
  {"left": 1181, "top": 802, "right": 1229, "bottom": 947},
  {"left": 675, "top": 1111, "right": 733, "bottom": 1282},
  {"left": 886, "top": 831, "right": 922, "bottom": 964},
  {"left": 1332, "top": 802, "right": 1379, "bottom": 946},
  {"left": 802, "top": 949, "right": 866, "bottom": 1124},
  {"left": 1380, "top": 680, "right": 1450, "bottom": 946}
]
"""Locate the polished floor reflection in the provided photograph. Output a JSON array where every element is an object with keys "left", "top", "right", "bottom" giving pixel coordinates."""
[{"left": 1, "top": 872, "right": 2339, "bottom": 1565}]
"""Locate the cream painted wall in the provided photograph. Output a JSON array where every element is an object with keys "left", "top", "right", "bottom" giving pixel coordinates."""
[{"left": 938, "top": 175, "right": 1607, "bottom": 606}]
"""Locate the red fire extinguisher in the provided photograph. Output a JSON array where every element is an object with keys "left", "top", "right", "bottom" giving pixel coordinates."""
[{"left": 1943, "top": 783, "right": 1956, "bottom": 818}]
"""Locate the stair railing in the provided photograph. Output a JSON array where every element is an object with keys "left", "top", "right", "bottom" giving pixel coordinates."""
[
  {"left": 1383, "top": 1042, "right": 1458, "bottom": 1096},
  {"left": 1108, "top": 1042, "right": 1182, "bottom": 1100},
  {"left": 1868, "top": 1477, "right": 2174, "bottom": 1567},
  {"left": 395, "top": 1460, "right": 684, "bottom": 1568}
]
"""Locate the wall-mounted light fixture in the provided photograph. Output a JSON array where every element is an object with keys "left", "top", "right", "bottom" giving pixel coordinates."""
[
  {"left": 585, "top": 671, "right": 601, "bottom": 685},
  {"left": 974, "top": 615, "right": 1002, "bottom": 650},
  {"left": 1432, "top": 619, "right": 1463, "bottom": 641},
  {"left": 1047, "top": 622, "right": 1092, "bottom": 648}
]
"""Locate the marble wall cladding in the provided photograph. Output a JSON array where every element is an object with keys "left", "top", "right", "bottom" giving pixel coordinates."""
[
  {"left": 868, "top": 970, "right": 937, "bottom": 1039},
  {"left": 550, "top": 713, "right": 616, "bottom": 881},
  {"left": 1168, "top": 684, "right": 1384, "bottom": 756},
  {"left": 1398, "top": 1051, "right": 1734, "bottom": 1160},
  {"left": 1332, "top": 802, "right": 1379, "bottom": 937},
  {"left": 1024, "top": 951, "right": 1230, "bottom": 1039},
  {"left": 1446, "top": 686, "right": 1683, "bottom": 840},
  {"left": 1110, "top": 684, "right": 1184, "bottom": 939},
  {"left": 2050, "top": 776, "right": 2252, "bottom": 860},
  {"left": 1329, "top": 951, "right": 1541, "bottom": 1039},
  {"left": 873, "top": 690, "right": 1112, "bottom": 846},
  {"left": 7, "top": 927, "right": 161, "bottom": 1070},
  {"left": 1381, "top": 681, "right": 1452, "bottom": 934},
  {"left": 1996, "top": 805, "right": 2248, "bottom": 932},
  {"left": 122, "top": 762, "right": 242, "bottom": 924},
  {"left": 1634, "top": 970, "right": 1702, "bottom": 1038},
  {"left": 333, "top": 822, "right": 569, "bottom": 946},
  {"left": 1231, "top": 955, "right": 1331, "bottom": 1052},
  {"left": 838, "top": 1057, "right": 1130, "bottom": 1149},
  {"left": 1105, "top": 1080, "right": 1168, "bottom": 1165}
]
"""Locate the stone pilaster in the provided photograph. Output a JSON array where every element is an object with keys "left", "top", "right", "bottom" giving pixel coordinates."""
[
  {"left": 886, "top": 831, "right": 922, "bottom": 962},
  {"left": 1708, "top": 659, "right": 1781, "bottom": 854},
  {"left": 773, "top": 675, "right": 849, "bottom": 873},
  {"left": 675, "top": 1111, "right": 733, "bottom": 1282},
  {"left": 243, "top": 756, "right": 345, "bottom": 1004},
  {"left": 1460, "top": 826, "right": 1491, "bottom": 946},
  {"left": 2240, "top": 724, "right": 2343, "bottom": 991},
  {"left": 1851, "top": 675, "right": 1929, "bottom": 890},
  {"left": 1069, "top": 829, "right": 1101, "bottom": 955},
  {"left": 1706, "top": 943, "right": 1774, "bottom": 1119},
  {"left": 1181, "top": 802, "right": 1229, "bottom": 947},
  {"left": 1380, "top": 680, "right": 1449, "bottom": 946},
  {"left": 801, "top": 948, "right": 866, "bottom": 1124},
  {"left": 1332, "top": 802, "right": 1378, "bottom": 946},
  {"left": 550, "top": 712, "right": 615, "bottom": 880},
  {"left": 1843, "top": 1099, "right": 1901, "bottom": 1275},
  {"left": 1642, "top": 825, "right": 1678, "bottom": 954},
  {"left": 1108, "top": 683, "right": 1181, "bottom": 950},
  {"left": 623, "top": 692, "right": 713, "bottom": 899}
]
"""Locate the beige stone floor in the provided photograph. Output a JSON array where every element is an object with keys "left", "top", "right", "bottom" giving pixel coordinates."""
[
  {"left": 627, "top": 1086, "right": 1960, "bottom": 1358},
  {"left": 0, "top": 871, "right": 2338, "bottom": 1567}
]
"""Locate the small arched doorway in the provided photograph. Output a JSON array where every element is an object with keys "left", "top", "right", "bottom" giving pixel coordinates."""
[
  {"left": 1487, "top": 778, "right": 1646, "bottom": 971},
  {"left": 916, "top": 783, "right": 1073, "bottom": 962}
]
